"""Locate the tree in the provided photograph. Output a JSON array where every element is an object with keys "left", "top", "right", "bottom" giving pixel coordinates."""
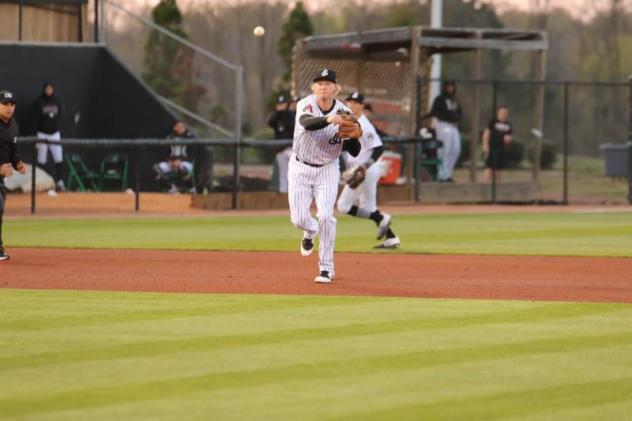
[
  {"left": 277, "top": 2, "right": 314, "bottom": 84},
  {"left": 441, "top": 0, "right": 508, "bottom": 81},
  {"left": 143, "top": 0, "right": 203, "bottom": 111},
  {"left": 383, "top": 0, "right": 425, "bottom": 27}
]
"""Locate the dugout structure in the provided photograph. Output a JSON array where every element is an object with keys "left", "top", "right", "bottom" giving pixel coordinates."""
[{"left": 293, "top": 27, "right": 548, "bottom": 193}]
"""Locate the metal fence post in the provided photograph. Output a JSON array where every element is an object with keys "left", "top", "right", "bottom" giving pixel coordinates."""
[
  {"left": 232, "top": 66, "right": 244, "bottom": 210},
  {"left": 491, "top": 168, "right": 497, "bottom": 204},
  {"left": 18, "top": 0, "right": 24, "bottom": 41},
  {"left": 628, "top": 76, "right": 632, "bottom": 204},
  {"left": 30, "top": 143, "right": 36, "bottom": 214},
  {"left": 134, "top": 148, "right": 140, "bottom": 212},
  {"left": 563, "top": 82, "right": 569, "bottom": 204},
  {"left": 414, "top": 75, "right": 423, "bottom": 202},
  {"left": 94, "top": 0, "right": 99, "bottom": 42}
]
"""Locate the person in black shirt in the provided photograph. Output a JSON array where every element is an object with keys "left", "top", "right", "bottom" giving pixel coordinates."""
[
  {"left": 0, "top": 90, "right": 27, "bottom": 261},
  {"left": 153, "top": 121, "right": 196, "bottom": 194},
  {"left": 482, "top": 105, "right": 512, "bottom": 182},
  {"left": 33, "top": 82, "right": 65, "bottom": 193},
  {"left": 267, "top": 94, "right": 295, "bottom": 140},
  {"left": 430, "top": 80, "right": 462, "bottom": 182},
  {"left": 268, "top": 95, "right": 296, "bottom": 193}
]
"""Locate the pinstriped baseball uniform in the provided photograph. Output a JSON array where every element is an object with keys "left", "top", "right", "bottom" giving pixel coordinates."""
[
  {"left": 338, "top": 114, "right": 384, "bottom": 213},
  {"left": 288, "top": 95, "right": 352, "bottom": 277}
]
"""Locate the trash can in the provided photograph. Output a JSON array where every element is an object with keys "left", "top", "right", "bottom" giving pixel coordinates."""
[{"left": 600, "top": 142, "right": 630, "bottom": 177}]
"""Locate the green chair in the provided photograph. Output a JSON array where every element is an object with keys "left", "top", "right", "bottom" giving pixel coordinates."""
[
  {"left": 419, "top": 139, "right": 443, "bottom": 181},
  {"left": 100, "top": 153, "right": 128, "bottom": 191},
  {"left": 66, "top": 153, "right": 101, "bottom": 192}
]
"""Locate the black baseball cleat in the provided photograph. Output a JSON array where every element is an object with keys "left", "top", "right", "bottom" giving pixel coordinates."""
[
  {"left": 0, "top": 251, "right": 10, "bottom": 261},
  {"left": 314, "top": 271, "right": 334, "bottom": 283},
  {"left": 376, "top": 213, "right": 392, "bottom": 240},
  {"left": 300, "top": 237, "right": 314, "bottom": 256}
]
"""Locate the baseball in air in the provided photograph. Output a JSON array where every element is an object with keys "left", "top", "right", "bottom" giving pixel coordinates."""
[{"left": 253, "top": 26, "right": 265, "bottom": 37}]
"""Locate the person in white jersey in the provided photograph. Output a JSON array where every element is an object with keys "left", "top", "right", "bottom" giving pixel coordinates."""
[
  {"left": 289, "top": 68, "right": 361, "bottom": 283},
  {"left": 337, "top": 92, "right": 400, "bottom": 249}
]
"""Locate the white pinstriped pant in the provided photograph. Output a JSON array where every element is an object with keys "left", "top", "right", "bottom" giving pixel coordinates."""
[
  {"left": 288, "top": 155, "right": 339, "bottom": 275},
  {"left": 337, "top": 162, "right": 383, "bottom": 214}
]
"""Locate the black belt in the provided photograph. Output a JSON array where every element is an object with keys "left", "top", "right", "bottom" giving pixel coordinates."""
[{"left": 295, "top": 157, "right": 324, "bottom": 168}]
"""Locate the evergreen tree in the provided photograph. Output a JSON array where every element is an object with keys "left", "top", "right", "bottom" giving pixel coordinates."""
[
  {"left": 143, "top": 0, "right": 201, "bottom": 110},
  {"left": 277, "top": 2, "right": 314, "bottom": 83}
]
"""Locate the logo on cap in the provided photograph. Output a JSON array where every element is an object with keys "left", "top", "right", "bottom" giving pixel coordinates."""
[
  {"left": 352, "top": 92, "right": 359, "bottom": 99},
  {"left": 321, "top": 69, "right": 329, "bottom": 77}
]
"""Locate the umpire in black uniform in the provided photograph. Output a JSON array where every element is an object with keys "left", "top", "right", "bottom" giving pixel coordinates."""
[{"left": 0, "top": 90, "right": 27, "bottom": 261}]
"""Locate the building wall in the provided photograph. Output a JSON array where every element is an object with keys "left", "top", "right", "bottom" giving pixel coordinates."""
[{"left": 0, "top": 3, "right": 89, "bottom": 42}]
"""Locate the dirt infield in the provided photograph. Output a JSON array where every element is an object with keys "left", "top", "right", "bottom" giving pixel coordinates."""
[{"left": 2, "top": 248, "right": 631, "bottom": 303}]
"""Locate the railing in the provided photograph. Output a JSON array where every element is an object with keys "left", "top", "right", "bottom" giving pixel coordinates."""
[{"left": 18, "top": 136, "right": 428, "bottom": 214}]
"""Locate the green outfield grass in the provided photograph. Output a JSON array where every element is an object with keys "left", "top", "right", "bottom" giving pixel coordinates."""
[
  {"left": 5, "top": 211, "right": 632, "bottom": 256},
  {"left": 1, "top": 289, "right": 631, "bottom": 420}
]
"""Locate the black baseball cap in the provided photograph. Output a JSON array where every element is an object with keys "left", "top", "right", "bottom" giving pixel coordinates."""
[
  {"left": 345, "top": 91, "right": 365, "bottom": 104},
  {"left": 276, "top": 94, "right": 287, "bottom": 104},
  {"left": 0, "top": 90, "right": 16, "bottom": 104},
  {"left": 313, "top": 68, "right": 337, "bottom": 83}
]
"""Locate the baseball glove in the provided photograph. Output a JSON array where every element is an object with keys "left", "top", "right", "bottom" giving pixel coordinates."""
[
  {"left": 337, "top": 111, "right": 362, "bottom": 139},
  {"left": 342, "top": 165, "right": 366, "bottom": 189}
]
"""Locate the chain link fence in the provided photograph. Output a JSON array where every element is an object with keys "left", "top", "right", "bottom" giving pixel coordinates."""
[
  {"left": 441, "top": 79, "right": 630, "bottom": 204},
  {"left": 295, "top": 57, "right": 423, "bottom": 138}
]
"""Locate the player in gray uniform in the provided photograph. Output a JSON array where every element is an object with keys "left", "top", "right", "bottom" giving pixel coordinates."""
[
  {"left": 289, "top": 68, "right": 361, "bottom": 283},
  {"left": 337, "top": 92, "right": 400, "bottom": 248}
]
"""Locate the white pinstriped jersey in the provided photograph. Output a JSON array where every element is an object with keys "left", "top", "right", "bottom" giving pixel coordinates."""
[
  {"left": 292, "top": 95, "right": 352, "bottom": 166},
  {"left": 343, "top": 114, "right": 383, "bottom": 168}
]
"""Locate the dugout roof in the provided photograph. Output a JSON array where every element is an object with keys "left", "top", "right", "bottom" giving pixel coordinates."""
[{"left": 300, "top": 26, "right": 548, "bottom": 62}]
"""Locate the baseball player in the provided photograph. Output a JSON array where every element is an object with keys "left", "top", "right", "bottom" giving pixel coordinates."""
[
  {"left": 289, "top": 68, "right": 362, "bottom": 283},
  {"left": 153, "top": 121, "right": 195, "bottom": 193},
  {"left": 33, "top": 82, "right": 65, "bottom": 194},
  {"left": 337, "top": 92, "right": 400, "bottom": 249},
  {"left": 430, "top": 80, "right": 462, "bottom": 182},
  {"left": 0, "top": 90, "right": 27, "bottom": 261},
  {"left": 482, "top": 105, "right": 512, "bottom": 182}
]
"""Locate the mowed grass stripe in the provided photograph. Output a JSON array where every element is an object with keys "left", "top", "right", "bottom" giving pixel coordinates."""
[
  {"left": 1, "top": 302, "right": 622, "bottom": 370},
  {"left": 6, "top": 212, "right": 632, "bottom": 256},
  {"left": 348, "top": 377, "right": 632, "bottom": 420},
  {"left": 3, "top": 331, "right": 632, "bottom": 417},
  {"left": 0, "top": 296, "right": 362, "bottom": 332}
]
